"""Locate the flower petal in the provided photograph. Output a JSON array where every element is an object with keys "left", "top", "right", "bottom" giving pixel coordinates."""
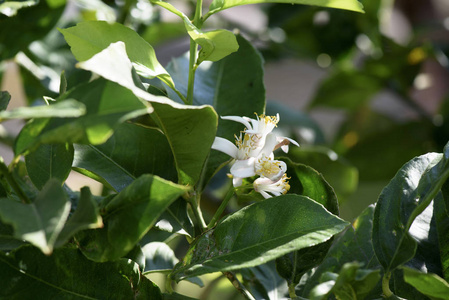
[
  {"left": 221, "top": 116, "right": 252, "bottom": 131},
  {"left": 211, "top": 137, "right": 238, "bottom": 158},
  {"left": 260, "top": 133, "right": 277, "bottom": 156},
  {"left": 230, "top": 158, "right": 256, "bottom": 179}
]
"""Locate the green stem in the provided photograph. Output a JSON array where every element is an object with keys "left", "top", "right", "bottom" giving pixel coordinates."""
[
  {"left": 0, "top": 158, "right": 31, "bottom": 204},
  {"left": 186, "top": 0, "right": 203, "bottom": 105},
  {"left": 188, "top": 192, "right": 207, "bottom": 230},
  {"left": 382, "top": 272, "right": 393, "bottom": 298},
  {"left": 288, "top": 283, "right": 297, "bottom": 299},
  {"left": 207, "top": 185, "right": 234, "bottom": 229}
]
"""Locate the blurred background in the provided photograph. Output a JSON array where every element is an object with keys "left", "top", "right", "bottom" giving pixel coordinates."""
[{"left": 1, "top": 0, "right": 449, "bottom": 298}]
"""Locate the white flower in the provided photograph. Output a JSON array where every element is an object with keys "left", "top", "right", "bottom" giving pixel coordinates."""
[
  {"left": 211, "top": 112, "right": 298, "bottom": 188},
  {"left": 253, "top": 174, "right": 291, "bottom": 199}
]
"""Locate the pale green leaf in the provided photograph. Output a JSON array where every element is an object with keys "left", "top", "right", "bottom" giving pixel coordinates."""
[{"left": 402, "top": 267, "right": 449, "bottom": 300}]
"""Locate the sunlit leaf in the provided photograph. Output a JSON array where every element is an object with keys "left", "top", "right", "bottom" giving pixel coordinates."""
[
  {"left": 402, "top": 267, "right": 449, "bottom": 300},
  {"left": 171, "top": 195, "right": 348, "bottom": 280},
  {"left": 59, "top": 20, "right": 175, "bottom": 89}
]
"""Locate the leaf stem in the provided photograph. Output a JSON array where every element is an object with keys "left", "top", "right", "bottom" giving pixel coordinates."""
[
  {"left": 186, "top": 0, "right": 203, "bottom": 104},
  {"left": 206, "top": 185, "right": 234, "bottom": 229},
  {"left": 188, "top": 192, "right": 207, "bottom": 230},
  {"left": 0, "top": 158, "right": 31, "bottom": 204},
  {"left": 223, "top": 271, "right": 255, "bottom": 300},
  {"left": 382, "top": 272, "right": 393, "bottom": 298}
]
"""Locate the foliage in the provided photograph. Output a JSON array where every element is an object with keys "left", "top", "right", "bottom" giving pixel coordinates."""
[{"left": 1, "top": 0, "right": 449, "bottom": 299}]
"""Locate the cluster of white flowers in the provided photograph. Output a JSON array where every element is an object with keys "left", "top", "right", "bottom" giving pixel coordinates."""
[{"left": 211, "top": 113, "right": 298, "bottom": 199}]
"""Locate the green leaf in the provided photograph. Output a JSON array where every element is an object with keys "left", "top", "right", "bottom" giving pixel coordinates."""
[
  {"left": 165, "top": 34, "right": 264, "bottom": 186},
  {"left": 275, "top": 160, "right": 340, "bottom": 285},
  {"left": 206, "top": 0, "right": 364, "bottom": 19},
  {"left": 73, "top": 122, "right": 177, "bottom": 192},
  {"left": 151, "top": 1, "right": 238, "bottom": 64},
  {"left": 77, "top": 174, "right": 189, "bottom": 262},
  {"left": 59, "top": 20, "right": 174, "bottom": 89},
  {"left": 14, "top": 79, "right": 150, "bottom": 155},
  {"left": 0, "top": 179, "right": 70, "bottom": 254},
  {"left": 286, "top": 146, "right": 358, "bottom": 203},
  {"left": 25, "top": 143, "right": 74, "bottom": 190},
  {"left": 171, "top": 195, "right": 348, "bottom": 280},
  {"left": 0, "top": 245, "right": 162, "bottom": 299},
  {"left": 373, "top": 146, "right": 449, "bottom": 274},
  {"left": 437, "top": 186, "right": 449, "bottom": 281},
  {"left": 55, "top": 187, "right": 103, "bottom": 248},
  {"left": 300, "top": 205, "right": 381, "bottom": 297},
  {"left": 150, "top": 102, "right": 217, "bottom": 186},
  {"left": 0, "top": 91, "right": 11, "bottom": 111},
  {"left": 402, "top": 267, "right": 449, "bottom": 300},
  {"left": 0, "top": 0, "right": 66, "bottom": 60},
  {"left": 241, "top": 261, "right": 288, "bottom": 300},
  {"left": 308, "top": 262, "right": 381, "bottom": 300},
  {"left": 0, "top": 99, "right": 86, "bottom": 121}
]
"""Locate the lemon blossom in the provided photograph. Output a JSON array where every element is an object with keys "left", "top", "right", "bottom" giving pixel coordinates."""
[
  {"left": 211, "top": 113, "right": 298, "bottom": 190},
  {"left": 253, "top": 174, "right": 291, "bottom": 199}
]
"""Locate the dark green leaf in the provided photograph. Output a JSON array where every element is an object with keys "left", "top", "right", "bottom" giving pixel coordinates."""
[
  {"left": 0, "top": 179, "right": 70, "bottom": 254},
  {"left": 171, "top": 195, "right": 348, "bottom": 280},
  {"left": 286, "top": 145, "right": 358, "bottom": 203},
  {"left": 142, "top": 241, "right": 178, "bottom": 273},
  {"left": 0, "top": 91, "right": 11, "bottom": 111},
  {"left": 0, "top": 245, "right": 162, "bottom": 299},
  {"left": 0, "top": 0, "right": 38, "bottom": 17},
  {"left": 14, "top": 79, "right": 150, "bottom": 155},
  {"left": 77, "top": 174, "right": 189, "bottom": 262},
  {"left": 25, "top": 143, "right": 74, "bottom": 190},
  {"left": 150, "top": 102, "right": 217, "bottom": 186},
  {"left": 301, "top": 205, "right": 382, "bottom": 298},
  {"left": 437, "top": 185, "right": 449, "bottom": 281},
  {"left": 0, "top": 0, "right": 66, "bottom": 60},
  {"left": 155, "top": 198, "right": 194, "bottom": 237},
  {"left": 402, "top": 266, "right": 449, "bottom": 300},
  {"left": 373, "top": 145, "right": 449, "bottom": 274},
  {"left": 242, "top": 261, "right": 288, "bottom": 300},
  {"left": 73, "top": 122, "right": 177, "bottom": 192},
  {"left": 55, "top": 187, "right": 103, "bottom": 248}
]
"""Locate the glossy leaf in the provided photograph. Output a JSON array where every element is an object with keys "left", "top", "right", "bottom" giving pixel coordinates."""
[
  {"left": 0, "top": 99, "right": 85, "bottom": 121},
  {"left": 206, "top": 0, "right": 364, "bottom": 20},
  {"left": 373, "top": 146, "right": 449, "bottom": 274},
  {"left": 275, "top": 160, "right": 339, "bottom": 285},
  {"left": 242, "top": 261, "right": 289, "bottom": 300},
  {"left": 25, "top": 143, "right": 74, "bottom": 190},
  {"left": 287, "top": 146, "right": 358, "bottom": 203},
  {"left": 59, "top": 20, "right": 174, "bottom": 89},
  {"left": 77, "top": 174, "right": 189, "bottom": 262},
  {"left": 0, "top": 0, "right": 38, "bottom": 17},
  {"left": 437, "top": 186, "right": 449, "bottom": 281},
  {"left": 308, "top": 262, "right": 380, "bottom": 300},
  {"left": 55, "top": 187, "right": 103, "bottom": 248},
  {"left": 150, "top": 102, "right": 217, "bottom": 186},
  {"left": 0, "top": 179, "right": 70, "bottom": 254},
  {"left": 402, "top": 266, "right": 449, "bottom": 300},
  {"left": 171, "top": 195, "right": 349, "bottom": 280},
  {"left": 73, "top": 122, "right": 177, "bottom": 192},
  {"left": 0, "top": 245, "right": 162, "bottom": 299},
  {"left": 301, "top": 205, "right": 381, "bottom": 297},
  {"left": 14, "top": 79, "right": 150, "bottom": 155}
]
